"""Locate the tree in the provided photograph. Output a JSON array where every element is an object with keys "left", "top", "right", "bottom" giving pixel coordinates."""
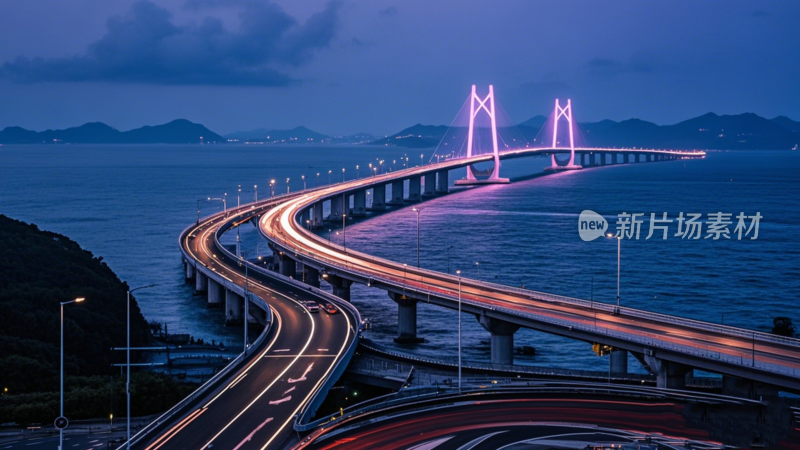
[{"left": 772, "top": 316, "right": 795, "bottom": 337}]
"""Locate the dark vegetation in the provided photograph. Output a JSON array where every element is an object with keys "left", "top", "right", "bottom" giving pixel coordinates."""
[
  {"left": 0, "top": 215, "right": 194, "bottom": 424},
  {"left": 772, "top": 317, "right": 795, "bottom": 337}
]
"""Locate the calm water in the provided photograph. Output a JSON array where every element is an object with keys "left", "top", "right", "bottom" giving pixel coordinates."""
[{"left": 2, "top": 145, "right": 798, "bottom": 373}]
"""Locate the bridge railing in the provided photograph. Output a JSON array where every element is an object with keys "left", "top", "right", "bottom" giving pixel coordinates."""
[{"left": 266, "top": 233, "right": 800, "bottom": 379}]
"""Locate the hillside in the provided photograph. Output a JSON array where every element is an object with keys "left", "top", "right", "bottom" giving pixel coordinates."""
[
  {"left": 0, "top": 119, "right": 224, "bottom": 144},
  {"left": 0, "top": 215, "right": 192, "bottom": 424},
  {"left": 376, "top": 113, "right": 800, "bottom": 150}
]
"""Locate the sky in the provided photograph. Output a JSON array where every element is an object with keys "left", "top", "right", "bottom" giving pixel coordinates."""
[{"left": 0, "top": 0, "right": 798, "bottom": 136}]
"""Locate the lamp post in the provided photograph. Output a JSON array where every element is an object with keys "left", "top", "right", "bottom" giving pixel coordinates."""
[
  {"left": 207, "top": 197, "right": 226, "bottom": 215},
  {"left": 60, "top": 297, "right": 85, "bottom": 450},
  {"left": 253, "top": 185, "right": 258, "bottom": 202},
  {"left": 475, "top": 261, "right": 480, "bottom": 279},
  {"left": 196, "top": 199, "right": 202, "bottom": 224},
  {"left": 238, "top": 254, "right": 250, "bottom": 354},
  {"left": 342, "top": 212, "right": 347, "bottom": 251},
  {"left": 605, "top": 233, "right": 621, "bottom": 312},
  {"left": 420, "top": 153, "right": 424, "bottom": 166},
  {"left": 356, "top": 165, "right": 360, "bottom": 179},
  {"left": 237, "top": 185, "right": 241, "bottom": 208},
  {"left": 286, "top": 178, "right": 290, "bottom": 194},
  {"left": 270, "top": 179, "right": 275, "bottom": 197},
  {"left": 316, "top": 173, "right": 320, "bottom": 187},
  {"left": 328, "top": 170, "right": 332, "bottom": 185},
  {"left": 456, "top": 270, "right": 462, "bottom": 391},
  {"left": 126, "top": 285, "right": 155, "bottom": 449},
  {"left": 302, "top": 175, "right": 306, "bottom": 190},
  {"left": 342, "top": 167, "right": 346, "bottom": 183},
  {"left": 412, "top": 207, "right": 423, "bottom": 267}
]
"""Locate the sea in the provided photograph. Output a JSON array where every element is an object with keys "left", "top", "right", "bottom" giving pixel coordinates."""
[{"left": 1, "top": 144, "right": 798, "bottom": 374}]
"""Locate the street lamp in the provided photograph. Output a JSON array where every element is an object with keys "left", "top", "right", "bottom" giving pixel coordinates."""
[
  {"left": 328, "top": 170, "right": 332, "bottom": 185},
  {"left": 316, "top": 173, "right": 320, "bottom": 187},
  {"left": 456, "top": 270, "right": 462, "bottom": 391},
  {"left": 342, "top": 167, "right": 346, "bottom": 182},
  {"left": 60, "top": 297, "right": 85, "bottom": 450},
  {"left": 286, "top": 178, "right": 290, "bottom": 194},
  {"left": 475, "top": 261, "right": 480, "bottom": 278},
  {"left": 356, "top": 165, "right": 360, "bottom": 179},
  {"left": 207, "top": 197, "right": 226, "bottom": 215},
  {"left": 253, "top": 185, "right": 258, "bottom": 202},
  {"left": 126, "top": 285, "right": 156, "bottom": 449},
  {"left": 412, "top": 207, "right": 423, "bottom": 267},
  {"left": 342, "top": 212, "right": 347, "bottom": 251},
  {"left": 238, "top": 254, "right": 250, "bottom": 354},
  {"left": 237, "top": 185, "right": 241, "bottom": 208},
  {"left": 270, "top": 179, "right": 275, "bottom": 197},
  {"left": 606, "top": 233, "right": 622, "bottom": 312},
  {"left": 420, "top": 153, "right": 424, "bottom": 166}
]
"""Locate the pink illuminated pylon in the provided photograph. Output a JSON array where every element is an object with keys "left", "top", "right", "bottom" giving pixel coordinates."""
[
  {"left": 465, "top": 85, "right": 502, "bottom": 181},
  {"left": 551, "top": 99, "right": 577, "bottom": 168}
]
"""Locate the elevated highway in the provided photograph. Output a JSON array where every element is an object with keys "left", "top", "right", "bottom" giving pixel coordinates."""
[{"left": 257, "top": 147, "right": 800, "bottom": 394}]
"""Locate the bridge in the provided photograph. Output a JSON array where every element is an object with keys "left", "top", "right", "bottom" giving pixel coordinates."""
[
  {"left": 258, "top": 87, "right": 800, "bottom": 397},
  {"left": 134, "top": 86, "right": 797, "bottom": 449}
]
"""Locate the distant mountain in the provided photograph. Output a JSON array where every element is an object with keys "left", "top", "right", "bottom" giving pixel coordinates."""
[
  {"left": 772, "top": 116, "right": 800, "bottom": 133},
  {"left": 377, "top": 113, "right": 800, "bottom": 150},
  {"left": 0, "top": 119, "right": 224, "bottom": 144},
  {"left": 225, "top": 126, "right": 375, "bottom": 144},
  {"left": 371, "top": 124, "right": 450, "bottom": 148}
]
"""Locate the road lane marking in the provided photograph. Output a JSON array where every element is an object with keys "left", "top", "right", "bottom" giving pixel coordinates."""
[
  {"left": 263, "top": 354, "right": 335, "bottom": 358},
  {"left": 288, "top": 363, "right": 314, "bottom": 383},
  {"left": 144, "top": 407, "right": 207, "bottom": 450},
  {"left": 228, "top": 372, "right": 248, "bottom": 389},
  {"left": 283, "top": 386, "right": 296, "bottom": 395},
  {"left": 232, "top": 417, "right": 273, "bottom": 450},
  {"left": 273, "top": 349, "right": 291, "bottom": 352},
  {"left": 200, "top": 303, "right": 316, "bottom": 449},
  {"left": 317, "top": 348, "right": 329, "bottom": 352},
  {"left": 268, "top": 396, "right": 292, "bottom": 405}
]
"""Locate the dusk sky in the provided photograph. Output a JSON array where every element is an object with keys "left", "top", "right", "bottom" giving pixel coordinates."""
[{"left": 1, "top": 0, "right": 798, "bottom": 136}]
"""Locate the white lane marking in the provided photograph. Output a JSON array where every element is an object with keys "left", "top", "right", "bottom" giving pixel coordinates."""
[
  {"left": 204, "top": 307, "right": 283, "bottom": 408},
  {"left": 268, "top": 395, "right": 292, "bottom": 405},
  {"left": 407, "top": 436, "right": 455, "bottom": 450},
  {"left": 228, "top": 372, "right": 248, "bottom": 389},
  {"left": 144, "top": 407, "right": 207, "bottom": 450},
  {"left": 273, "top": 349, "right": 291, "bottom": 353},
  {"left": 456, "top": 431, "right": 507, "bottom": 450},
  {"left": 317, "top": 348, "right": 329, "bottom": 352},
  {"left": 283, "top": 386, "right": 296, "bottom": 396},
  {"left": 288, "top": 363, "right": 313, "bottom": 383},
  {"left": 232, "top": 417, "right": 273, "bottom": 450},
  {"left": 263, "top": 354, "right": 334, "bottom": 358},
  {"left": 200, "top": 302, "right": 316, "bottom": 449}
]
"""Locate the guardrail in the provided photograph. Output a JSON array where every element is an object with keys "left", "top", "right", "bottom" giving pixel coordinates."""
[{"left": 208, "top": 204, "right": 365, "bottom": 433}]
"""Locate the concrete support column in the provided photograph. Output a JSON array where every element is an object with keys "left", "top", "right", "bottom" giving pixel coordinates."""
[
  {"left": 390, "top": 180, "right": 404, "bottom": 205},
  {"left": 328, "top": 196, "right": 343, "bottom": 221},
  {"left": 610, "top": 349, "right": 628, "bottom": 375},
  {"left": 353, "top": 189, "right": 367, "bottom": 217},
  {"left": 304, "top": 265, "right": 320, "bottom": 288},
  {"left": 207, "top": 278, "right": 223, "bottom": 307},
  {"left": 195, "top": 270, "right": 208, "bottom": 292},
  {"left": 185, "top": 260, "right": 195, "bottom": 282},
  {"left": 327, "top": 275, "right": 353, "bottom": 301},
  {"left": 372, "top": 184, "right": 386, "bottom": 210},
  {"left": 478, "top": 315, "right": 520, "bottom": 365},
  {"left": 407, "top": 177, "right": 421, "bottom": 202},
  {"left": 647, "top": 154, "right": 653, "bottom": 162},
  {"left": 225, "top": 289, "right": 243, "bottom": 325},
  {"left": 423, "top": 173, "right": 436, "bottom": 197},
  {"left": 436, "top": 170, "right": 449, "bottom": 194},
  {"left": 389, "top": 292, "right": 423, "bottom": 343},
  {"left": 312, "top": 202, "right": 324, "bottom": 228},
  {"left": 277, "top": 252, "right": 296, "bottom": 278},
  {"left": 626, "top": 153, "right": 632, "bottom": 163}
]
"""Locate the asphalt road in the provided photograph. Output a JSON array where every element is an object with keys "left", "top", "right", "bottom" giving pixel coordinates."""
[{"left": 136, "top": 203, "right": 356, "bottom": 450}]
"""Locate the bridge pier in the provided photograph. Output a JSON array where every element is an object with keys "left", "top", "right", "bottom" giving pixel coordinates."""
[
  {"left": 304, "top": 265, "right": 320, "bottom": 288},
  {"left": 626, "top": 153, "right": 633, "bottom": 164},
  {"left": 195, "top": 270, "right": 208, "bottom": 293},
  {"left": 353, "top": 190, "right": 367, "bottom": 217},
  {"left": 371, "top": 184, "right": 386, "bottom": 210},
  {"left": 326, "top": 275, "right": 353, "bottom": 301},
  {"left": 300, "top": 208, "right": 310, "bottom": 229},
  {"left": 327, "top": 196, "right": 344, "bottom": 221},
  {"left": 390, "top": 292, "right": 423, "bottom": 343},
  {"left": 276, "top": 252, "right": 296, "bottom": 278},
  {"left": 610, "top": 349, "right": 628, "bottom": 375},
  {"left": 225, "top": 289, "right": 243, "bottom": 325},
  {"left": 422, "top": 173, "right": 436, "bottom": 197},
  {"left": 207, "top": 278, "right": 223, "bottom": 307},
  {"left": 436, "top": 170, "right": 449, "bottom": 194},
  {"left": 311, "top": 202, "right": 324, "bottom": 228},
  {"left": 643, "top": 354, "right": 690, "bottom": 389},
  {"left": 389, "top": 180, "right": 404, "bottom": 205},
  {"left": 407, "top": 177, "right": 421, "bottom": 202},
  {"left": 184, "top": 259, "right": 195, "bottom": 282},
  {"left": 478, "top": 315, "right": 520, "bottom": 365}
]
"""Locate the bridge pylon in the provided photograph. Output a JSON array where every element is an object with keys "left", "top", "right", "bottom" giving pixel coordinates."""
[
  {"left": 455, "top": 85, "right": 510, "bottom": 185},
  {"left": 544, "top": 98, "right": 582, "bottom": 172}
]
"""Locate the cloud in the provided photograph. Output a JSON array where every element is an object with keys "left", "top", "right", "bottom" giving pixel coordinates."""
[
  {"left": 586, "top": 52, "right": 655, "bottom": 77},
  {"left": 1, "top": 0, "right": 342, "bottom": 86}
]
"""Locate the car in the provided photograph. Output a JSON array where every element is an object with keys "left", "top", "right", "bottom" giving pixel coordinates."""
[
  {"left": 188, "top": 234, "right": 196, "bottom": 239},
  {"left": 320, "top": 302, "right": 338, "bottom": 314},
  {"left": 303, "top": 301, "right": 319, "bottom": 313}
]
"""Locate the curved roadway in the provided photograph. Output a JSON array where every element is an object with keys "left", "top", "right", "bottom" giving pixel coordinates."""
[
  {"left": 140, "top": 200, "right": 358, "bottom": 450},
  {"left": 257, "top": 149, "right": 800, "bottom": 392}
]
